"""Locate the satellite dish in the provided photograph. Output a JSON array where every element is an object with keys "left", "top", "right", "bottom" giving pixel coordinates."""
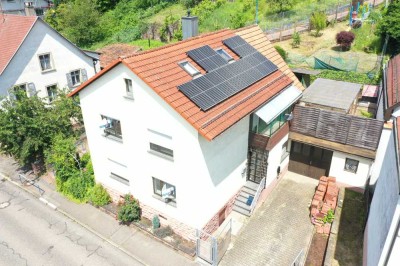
[{"left": 285, "top": 113, "right": 293, "bottom": 121}]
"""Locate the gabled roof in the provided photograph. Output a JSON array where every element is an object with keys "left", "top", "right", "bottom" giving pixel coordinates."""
[
  {"left": 386, "top": 54, "right": 400, "bottom": 108},
  {"left": 0, "top": 14, "right": 37, "bottom": 75},
  {"left": 70, "top": 25, "right": 302, "bottom": 140},
  {"left": 97, "top": 43, "right": 140, "bottom": 68}
]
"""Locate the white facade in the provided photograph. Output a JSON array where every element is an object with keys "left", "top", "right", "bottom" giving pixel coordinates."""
[
  {"left": 329, "top": 151, "right": 373, "bottom": 189},
  {"left": 79, "top": 63, "right": 248, "bottom": 229},
  {"left": 364, "top": 127, "right": 400, "bottom": 266},
  {"left": 0, "top": 0, "right": 50, "bottom": 15},
  {"left": 266, "top": 134, "right": 289, "bottom": 187},
  {"left": 0, "top": 19, "right": 98, "bottom": 101}
]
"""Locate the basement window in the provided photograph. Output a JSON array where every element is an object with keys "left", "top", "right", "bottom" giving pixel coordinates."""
[
  {"left": 179, "top": 61, "right": 200, "bottom": 76},
  {"left": 216, "top": 48, "right": 233, "bottom": 62}
]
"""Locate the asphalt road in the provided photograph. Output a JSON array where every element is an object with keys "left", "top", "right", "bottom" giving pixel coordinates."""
[{"left": 0, "top": 179, "right": 144, "bottom": 266}]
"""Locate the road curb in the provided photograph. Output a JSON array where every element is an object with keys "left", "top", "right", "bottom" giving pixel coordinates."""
[{"left": 0, "top": 172, "right": 148, "bottom": 266}]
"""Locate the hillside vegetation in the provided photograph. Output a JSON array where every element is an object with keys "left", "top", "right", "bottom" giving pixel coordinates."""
[{"left": 45, "top": 0, "right": 349, "bottom": 50}]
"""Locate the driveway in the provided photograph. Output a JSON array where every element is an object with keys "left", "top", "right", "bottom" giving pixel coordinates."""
[{"left": 220, "top": 172, "right": 318, "bottom": 266}]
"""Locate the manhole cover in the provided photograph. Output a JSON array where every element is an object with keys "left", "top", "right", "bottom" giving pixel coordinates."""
[{"left": 0, "top": 202, "right": 10, "bottom": 209}]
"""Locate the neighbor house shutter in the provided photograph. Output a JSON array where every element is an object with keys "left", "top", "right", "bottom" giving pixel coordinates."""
[
  {"left": 27, "top": 83, "right": 36, "bottom": 96},
  {"left": 66, "top": 73, "right": 73, "bottom": 88},
  {"left": 81, "top": 68, "right": 88, "bottom": 82}
]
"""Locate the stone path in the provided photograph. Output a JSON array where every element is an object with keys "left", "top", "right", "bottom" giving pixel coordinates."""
[{"left": 220, "top": 172, "right": 318, "bottom": 266}]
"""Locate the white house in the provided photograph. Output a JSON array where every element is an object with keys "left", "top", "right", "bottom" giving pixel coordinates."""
[
  {"left": 69, "top": 25, "right": 304, "bottom": 240},
  {"left": 0, "top": 0, "right": 51, "bottom": 16},
  {"left": 0, "top": 14, "right": 99, "bottom": 102}
]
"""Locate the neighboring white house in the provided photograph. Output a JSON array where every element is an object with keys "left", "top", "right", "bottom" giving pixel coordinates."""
[
  {"left": 364, "top": 54, "right": 400, "bottom": 266},
  {"left": 0, "top": 0, "right": 51, "bottom": 16},
  {"left": 69, "top": 25, "right": 304, "bottom": 239},
  {"left": 0, "top": 14, "right": 99, "bottom": 102}
]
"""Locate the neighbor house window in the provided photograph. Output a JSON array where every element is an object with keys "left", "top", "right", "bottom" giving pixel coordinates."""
[
  {"left": 125, "top": 78, "right": 133, "bottom": 98},
  {"left": 35, "top": 8, "right": 44, "bottom": 16},
  {"left": 12, "top": 83, "right": 27, "bottom": 99},
  {"left": 101, "top": 115, "right": 122, "bottom": 139},
  {"left": 150, "top": 143, "right": 173, "bottom": 158},
  {"left": 344, "top": 158, "right": 359, "bottom": 173},
  {"left": 179, "top": 61, "right": 200, "bottom": 76},
  {"left": 152, "top": 177, "right": 176, "bottom": 202},
  {"left": 38, "top": 53, "right": 53, "bottom": 71},
  {"left": 110, "top": 172, "right": 129, "bottom": 186},
  {"left": 70, "top": 70, "right": 81, "bottom": 86},
  {"left": 216, "top": 48, "right": 233, "bottom": 62},
  {"left": 46, "top": 84, "right": 58, "bottom": 102},
  {"left": 66, "top": 69, "right": 88, "bottom": 88}
]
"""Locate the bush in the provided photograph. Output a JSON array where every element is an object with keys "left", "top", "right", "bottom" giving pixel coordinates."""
[
  {"left": 360, "top": 110, "right": 374, "bottom": 118},
  {"left": 152, "top": 215, "right": 160, "bottom": 230},
  {"left": 89, "top": 183, "right": 111, "bottom": 207},
  {"left": 292, "top": 31, "right": 301, "bottom": 48},
  {"left": 274, "top": 45, "right": 287, "bottom": 61},
  {"left": 154, "top": 226, "right": 173, "bottom": 238},
  {"left": 63, "top": 176, "right": 90, "bottom": 201},
  {"left": 310, "top": 11, "right": 327, "bottom": 37},
  {"left": 118, "top": 194, "right": 141, "bottom": 224},
  {"left": 336, "top": 31, "right": 355, "bottom": 50}
]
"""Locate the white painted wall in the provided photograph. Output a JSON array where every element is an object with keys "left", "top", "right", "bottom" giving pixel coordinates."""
[
  {"left": 329, "top": 151, "right": 373, "bottom": 189},
  {"left": 1, "top": 0, "right": 50, "bottom": 12},
  {"left": 79, "top": 63, "right": 248, "bottom": 229},
  {"left": 0, "top": 19, "right": 96, "bottom": 100},
  {"left": 266, "top": 134, "right": 289, "bottom": 187},
  {"left": 365, "top": 128, "right": 400, "bottom": 266}
]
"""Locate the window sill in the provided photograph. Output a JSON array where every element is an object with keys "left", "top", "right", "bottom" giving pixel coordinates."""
[
  {"left": 41, "top": 68, "right": 56, "bottom": 74},
  {"left": 152, "top": 194, "right": 176, "bottom": 207},
  {"left": 148, "top": 150, "right": 174, "bottom": 162},
  {"left": 102, "top": 133, "right": 123, "bottom": 143},
  {"left": 123, "top": 95, "right": 134, "bottom": 101}
]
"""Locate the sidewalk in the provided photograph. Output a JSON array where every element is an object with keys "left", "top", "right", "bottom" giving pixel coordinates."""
[{"left": 0, "top": 155, "right": 198, "bottom": 266}]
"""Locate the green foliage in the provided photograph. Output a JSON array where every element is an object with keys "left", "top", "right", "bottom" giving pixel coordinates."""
[
  {"left": 351, "top": 21, "right": 382, "bottom": 53},
  {"left": 230, "top": 11, "right": 246, "bottom": 29},
  {"left": 320, "top": 209, "right": 335, "bottom": 224},
  {"left": 268, "top": 0, "right": 293, "bottom": 13},
  {"left": 118, "top": 194, "right": 141, "bottom": 223},
  {"left": 311, "top": 70, "right": 380, "bottom": 85},
  {"left": 292, "top": 31, "right": 301, "bottom": 48},
  {"left": 192, "top": 0, "right": 222, "bottom": 24},
  {"left": 274, "top": 45, "right": 287, "bottom": 61},
  {"left": 0, "top": 90, "right": 82, "bottom": 165},
  {"left": 152, "top": 215, "right": 160, "bottom": 229},
  {"left": 89, "top": 184, "right": 112, "bottom": 207},
  {"left": 376, "top": 1, "right": 400, "bottom": 54},
  {"left": 153, "top": 226, "right": 173, "bottom": 238},
  {"left": 130, "top": 39, "right": 166, "bottom": 50},
  {"left": 360, "top": 110, "right": 374, "bottom": 118},
  {"left": 310, "top": 11, "right": 327, "bottom": 37}
]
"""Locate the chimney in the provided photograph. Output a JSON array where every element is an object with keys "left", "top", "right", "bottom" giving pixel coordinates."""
[
  {"left": 181, "top": 10, "right": 198, "bottom": 40},
  {"left": 24, "top": 1, "right": 36, "bottom": 16}
]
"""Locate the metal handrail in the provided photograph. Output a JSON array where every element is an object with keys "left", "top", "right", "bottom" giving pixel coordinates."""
[
  {"left": 250, "top": 176, "right": 266, "bottom": 213},
  {"left": 291, "top": 249, "right": 304, "bottom": 266}
]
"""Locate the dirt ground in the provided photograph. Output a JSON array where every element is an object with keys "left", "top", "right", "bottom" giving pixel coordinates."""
[{"left": 305, "top": 233, "right": 329, "bottom": 266}]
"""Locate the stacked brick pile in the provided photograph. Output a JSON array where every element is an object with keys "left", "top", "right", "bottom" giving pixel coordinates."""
[{"left": 310, "top": 176, "right": 339, "bottom": 234}]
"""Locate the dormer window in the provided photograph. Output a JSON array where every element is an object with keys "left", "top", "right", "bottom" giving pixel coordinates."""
[
  {"left": 215, "top": 48, "right": 233, "bottom": 62},
  {"left": 179, "top": 61, "right": 200, "bottom": 76}
]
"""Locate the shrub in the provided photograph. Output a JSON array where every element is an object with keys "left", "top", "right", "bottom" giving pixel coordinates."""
[
  {"left": 63, "top": 176, "right": 90, "bottom": 201},
  {"left": 152, "top": 215, "right": 160, "bottom": 230},
  {"left": 89, "top": 183, "right": 111, "bottom": 207},
  {"left": 320, "top": 209, "right": 335, "bottom": 224},
  {"left": 336, "top": 31, "right": 355, "bottom": 50},
  {"left": 274, "top": 45, "right": 287, "bottom": 61},
  {"left": 360, "top": 110, "right": 374, "bottom": 118},
  {"left": 310, "top": 11, "right": 327, "bottom": 37},
  {"left": 292, "top": 31, "right": 301, "bottom": 48},
  {"left": 154, "top": 226, "right": 173, "bottom": 238},
  {"left": 118, "top": 194, "right": 141, "bottom": 224}
]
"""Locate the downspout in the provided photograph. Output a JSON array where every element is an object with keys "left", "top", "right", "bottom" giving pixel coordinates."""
[{"left": 92, "top": 59, "right": 98, "bottom": 74}]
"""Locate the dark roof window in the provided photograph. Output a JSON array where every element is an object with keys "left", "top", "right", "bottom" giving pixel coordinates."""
[{"left": 215, "top": 48, "right": 233, "bottom": 62}]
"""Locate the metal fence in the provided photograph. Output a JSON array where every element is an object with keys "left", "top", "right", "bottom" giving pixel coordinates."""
[{"left": 291, "top": 249, "right": 305, "bottom": 266}]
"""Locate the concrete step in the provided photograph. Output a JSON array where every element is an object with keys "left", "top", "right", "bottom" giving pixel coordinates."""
[
  {"left": 234, "top": 199, "right": 253, "bottom": 211},
  {"left": 233, "top": 205, "right": 251, "bottom": 217},
  {"left": 236, "top": 193, "right": 254, "bottom": 204},
  {"left": 245, "top": 181, "right": 259, "bottom": 190},
  {"left": 242, "top": 187, "right": 257, "bottom": 196}
]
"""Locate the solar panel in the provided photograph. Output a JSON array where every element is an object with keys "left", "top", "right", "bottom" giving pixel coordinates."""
[
  {"left": 223, "top": 36, "right": 257, "bottom": 57},
  {"left": 178, "top": 38, "right": 278, "bottom": 111},
  {"left": 187, "top": 45, "right": 227, "bottom": 72}
]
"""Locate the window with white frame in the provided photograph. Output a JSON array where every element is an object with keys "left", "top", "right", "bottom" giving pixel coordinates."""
[
  {"left": 46, "top": 84, "right": 58, "bottom": 102},
  {"left": 215, "top": 48, "right": 233, "bottom": 62},
  {"left": 12, "top": 83, "right": 27, "bottom": 99},
  {"left": 344, "top": 158, "right": 359, "bottom": 173},
  {"left": 110, "top": 172, "right": 129, "bottom": 186},
  {"left": 125, "top": 78, "right": 133, "bottom": 98},
  {"left": 179, "top": 61, "right": 200, "bottom": 76},
  {"left": 38, "top": 53, "right": 53, "bottom": 71},
  {"left": 152, "top": 177, "right": 176, "bottom": 202},
  {"left": 101, "top": 115, "right": 122, "bottom": 139},
  {"left": 70, "top": 70, "right": 81, "bottom": 86}
]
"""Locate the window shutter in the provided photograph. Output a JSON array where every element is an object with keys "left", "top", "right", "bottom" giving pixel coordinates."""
[
  {"left": 27, "top": 83, "right": 36, "bottom": 96},
  {"left": 66, "top": 73, "right": 73, "bottom": 88},
  {"left": 81, "top": 68, "right": 88, "bottom": 82}
]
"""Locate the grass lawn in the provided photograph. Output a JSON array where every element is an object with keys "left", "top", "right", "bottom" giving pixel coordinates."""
[
  {"left": 351, "top": 22, "right": 382, "bottom": 53},
  {"left": 147, "top": 4, "right": 186, "bottom": 24},
  {"left": 333, "top": 189, "right": 366, "bottom": 266}
]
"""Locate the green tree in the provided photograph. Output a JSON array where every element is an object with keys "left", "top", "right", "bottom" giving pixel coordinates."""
[
  {"left": 310, "top": 11, "right": 327, "bottom": 37},
  {"left": 0, "top": 90, "right": 82, "bottom": 165},
  {"left": 292, "top": 31, "right": 301, "bottom": 48},
  {"left": 376, "top": 1, "right": 400, "bottom": 54},
  {"left": 269, "top": 0, "right": 293, "bottom": 13}
]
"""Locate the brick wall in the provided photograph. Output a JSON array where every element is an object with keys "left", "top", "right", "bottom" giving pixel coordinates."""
[{"left": 102, "top": 183, "right": 124, "bottom": 203}]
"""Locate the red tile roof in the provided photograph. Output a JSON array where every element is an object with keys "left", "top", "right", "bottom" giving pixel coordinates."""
[
  {"left": 97, "top": 43, "right": 141, "bottom": 68},
  {"left": 387, "top": 54, "right": 400, "bottom": 108},
  {"left": 0, "top": 14, "right": 38, "bottom": 75},
  {"left": 70, "top": 25, "right": 302, "bottom": 140}
]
